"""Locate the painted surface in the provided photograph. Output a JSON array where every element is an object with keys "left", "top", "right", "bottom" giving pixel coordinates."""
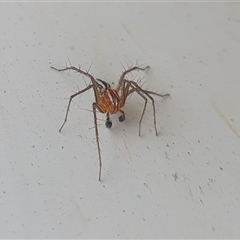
[{"left": 1, "top": 2, "right": 240, "bottom": 238}]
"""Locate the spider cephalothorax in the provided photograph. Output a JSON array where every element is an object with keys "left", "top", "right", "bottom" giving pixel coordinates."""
[{"left": 51, "top": 64, "right": 169, "bottom": 181}]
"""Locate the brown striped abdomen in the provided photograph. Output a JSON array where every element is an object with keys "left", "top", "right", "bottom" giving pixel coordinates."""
[{"left": 100, "top": 89, "right": 122, "bottom": 114}]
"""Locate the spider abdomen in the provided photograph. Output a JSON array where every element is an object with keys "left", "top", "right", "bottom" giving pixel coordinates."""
[{"left": 101, "top": 89, "right": 122, "bottom": 114}]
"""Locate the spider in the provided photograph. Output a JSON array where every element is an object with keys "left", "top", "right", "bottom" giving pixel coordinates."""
[{"left": 51, "top": 64, "right": 169, "bottom": 181}]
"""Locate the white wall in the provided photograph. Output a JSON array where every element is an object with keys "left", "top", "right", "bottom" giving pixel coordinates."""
[{"left": 1, "top": 2, "right": 240, "bottom": 238}]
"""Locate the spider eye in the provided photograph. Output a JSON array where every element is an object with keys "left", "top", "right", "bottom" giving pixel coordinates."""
[
  {"left": 118, "top": 114, "right": 125, "bottom": 122},
  {"left": 105, "top": 118, "right": 112, "bottom": 128}
]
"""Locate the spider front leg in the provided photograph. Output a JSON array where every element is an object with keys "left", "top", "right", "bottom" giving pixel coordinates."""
[
  {"left": 50, "top": 65, "right": 100, "bottom": 90},
  {"left": 143, "top": 90, "right": 170, "bottom": 99},
  {"left": 116, "top": 65, "right": 149, "bottom": 92},
  {"left": 59, "top": 84, "right": 94, "bottom": 132},
  {"left": 120, "top": 65, "right": 149, "bottom": 82}
]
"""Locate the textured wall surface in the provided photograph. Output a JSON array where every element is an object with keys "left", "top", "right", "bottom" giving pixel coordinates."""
[{"left": 1, "top": 2, "right": 240, "bottom": 238}]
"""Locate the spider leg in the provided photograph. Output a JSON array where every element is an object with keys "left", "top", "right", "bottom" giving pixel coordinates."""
[
  {"left": 130, "top": 80, "right": 159, "bottom": 135},
  {"left": 124, "top": 79, "right": 165, "bottom": 136},
  {"left": 51, "top": 65, "right": 99, "bottom": 90},
  {"left": 59, "top": 84, "right": 94, "bottom": 132},
  {"left": 92, "top": 102, "right": 102, "bottom": 181},
  {"left": 120, "top": 65, "right": 149, "bottom": 81},
  {"left": 52, "top": 64, "right": 105, "bottom": 181},
  {"left": 135, "top": 90, "right": 148, "bottom": 137},
  {"left": 122, "top": 81, "right": 148, "bottom": 136},
  {"left": 143, "top": 90, "right": 170, "bottom": 98},
  {"left": 124, "top": 79, "right": 170, "bottom": 135},
  {"left": 116, "top": 65, "right": 149, "bottom": 92},
  {"left": 127, "top": 88, "right": 169, "bottom": 98}
]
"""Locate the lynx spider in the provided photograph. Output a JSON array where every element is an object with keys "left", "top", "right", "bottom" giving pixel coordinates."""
[{"left": 51, "top": 64, "right": 169, "bottom": 181}]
